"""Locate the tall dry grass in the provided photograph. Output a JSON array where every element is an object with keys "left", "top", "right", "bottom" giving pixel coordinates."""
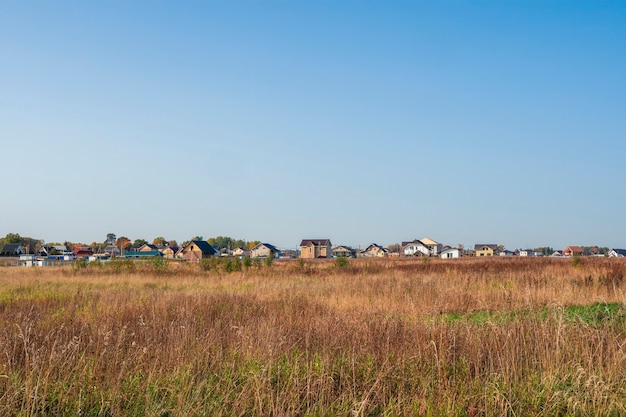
[{"left": 0, "top": 257, "right": 625, "bottom": 416}]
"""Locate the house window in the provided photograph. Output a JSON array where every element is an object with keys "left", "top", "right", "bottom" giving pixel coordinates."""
[{"left": 309, "top": 248, "right": 312, "bottom": 254}]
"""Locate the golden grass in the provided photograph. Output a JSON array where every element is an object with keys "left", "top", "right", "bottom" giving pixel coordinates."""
[{"left": 0, "top": 257, "right": 625, "bottom": 416}]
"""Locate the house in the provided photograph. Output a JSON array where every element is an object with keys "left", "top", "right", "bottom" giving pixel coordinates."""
[
  {"left": 563, "top": 246, "right": 584, "bottom": 257},
  {"left": 402, "top": 240, "right": 430, "bottom": 257},
  {"left": 160, "top": 246, "right": 179, "bottom": 259},
  {"left": 360, "top": 244, "right": 387, "bottom": 258},
  {"left": 332, "top": 245, "right": 357, "bottom": 258},
  {"left": 519, "top": 249, "right": 534, "bottom": 257},
  {"left": 250, "top": 243, "right": 281, "bottom": 259},
  {"left": 42, "top": 245, "right": 69, "bottom": 255},
  {"left": 299, "top": 239, "right": 332, "bottom": 259},
  {"left": 177, "top": 240, "right": 218, "bottom": 262},
  {"left": 231, "top": 247, "right": 250, "bottom": 258},
  {"left": 440, "top": 248, "right": 461, "bottom": 259},
  {"left": 475, "top": 244, "right": 499, "bottom": 257},
  {"left": 73, "top": 247, "right": 93, "bottom": 259},
  {"left": 550, "top": 251, "right": 563, "bottom": 257},
  {"left": 104, "top": 245, "right": 121, "bottom": 257},
  {"left": 0, "top": 243, "right": 25, "bottom": 257},
  {"left": 608, "top": 249, "right": 626, "bottom": 258},
  {"left": 499, "top": 250, "right": 515, "bottom": 257},
  {"left": 421, "top": 238, "right": 442, "bottom": 256},
  {"left": 139, "top": 243, "right": 159, "bottom": 252},
  {"left": 279, "top": 249, "right": 299, "bottom": 259}
]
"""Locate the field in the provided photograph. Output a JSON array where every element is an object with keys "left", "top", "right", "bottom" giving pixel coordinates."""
[{"left": 1, "top": 257, "right": 625, "bottom": 416}]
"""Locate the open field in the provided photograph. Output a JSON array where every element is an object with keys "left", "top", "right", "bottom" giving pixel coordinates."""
[{"left": 1, "top": 257, "right": 625, "bottom": 416}]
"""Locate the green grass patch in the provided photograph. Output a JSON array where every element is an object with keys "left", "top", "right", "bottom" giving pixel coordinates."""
[{"left": 439, "top": 302, "right": 626, "bottom": 327}]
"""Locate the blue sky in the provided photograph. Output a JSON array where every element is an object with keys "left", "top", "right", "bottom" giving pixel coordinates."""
[{"left": 1, "top": 1, "right": 625, "bottom": 250}]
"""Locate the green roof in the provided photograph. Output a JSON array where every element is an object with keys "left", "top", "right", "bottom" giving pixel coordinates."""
[{"left": 124, "top": 251, "right": 163, "bottom": 258}]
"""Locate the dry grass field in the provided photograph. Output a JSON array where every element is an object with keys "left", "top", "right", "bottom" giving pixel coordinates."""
[{"left": 1, "top": 257, "right": 625, "bottom": 416}]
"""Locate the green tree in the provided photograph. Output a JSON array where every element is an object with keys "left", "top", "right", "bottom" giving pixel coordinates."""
[
  {"left": 4, "top": 233, "right": 21, "bottom": 243},
  {"left": 132, "top": 238, "right": 148, "bottom": 247},
  {"left": 153, "top": 237, "right": 166, "bottom": 247}
]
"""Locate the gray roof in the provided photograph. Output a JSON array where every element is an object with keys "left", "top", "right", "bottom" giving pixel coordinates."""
[
  {"left": 190, "top": 240, "right": 218, "bottom": 255},
  {"left": 401, "top": 239, "right": 427, "bottom": 247},
  {"left": 0, "top": 243, "right": 23, "bottom": 255},
  {"left": 300, "top": 239, "right": 331, "bottom": 247},
  {"left": 260, "top": 243, "right": 281, "bottom": 254},
  {"left": 474, "top": 244, "right": 499, "bottom": 250}
]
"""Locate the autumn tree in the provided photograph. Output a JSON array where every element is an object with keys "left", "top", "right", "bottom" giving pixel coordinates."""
[
  {"left": 116, "top": 237, "right": 131, "bottom": 251},
  {"left": 387, "top": 243, "right": 401, "bottom": 253}
]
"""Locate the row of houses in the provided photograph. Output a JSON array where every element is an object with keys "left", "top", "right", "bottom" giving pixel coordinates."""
[
  {"left": 301, "top": 239, "right": 461, "bottom": 259},
  {"left": 3, "top": 239, "right": 626, "bottom": 263}
]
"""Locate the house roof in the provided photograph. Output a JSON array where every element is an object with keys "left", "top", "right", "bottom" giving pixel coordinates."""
[
  {"left": 401, "top": 239, "right": 427, "bottom": 247},
  {"left": 474, "top": 244, "right": 498, "bottom": 251},
  {"left": 73, "top": 247, "right": 93, "bottom": 255},
  {"left": 140, "top": 243, "right": 159, "bottom": 251},
  {"left": 421, "top": 238, "right": 439, "bottom": 246},
  {"left": 441, "top": 247, "right": 460, "bottom": 253},
  {"left": 0, "top": 243, "right": 23, "bottom": 255},
  {"left": 564, "top": 246, "right": 583, "bottom": 252},
  {"left": 332, "top": 245, "right": 355, "bottom": 252},
  {"left": 160, "top": 246, "right": 178, "bottom": 252},
  {"left": 364, "top": 243, "right": 386, "bottom": 252},
  {"left": 611, "top": 249, "right": 626, "bottom": 256},
  {"left": 300, "top": 239, "right": 331, "bottom": 247},
  {"left": 124, "top": 251, "right": 163, "bottom": 257},
  {"left": 252, "top": 243, "right": 281, "bottom": 253},
  {"left": 188, "top": 240, "right": 218, "bottom": 255}
]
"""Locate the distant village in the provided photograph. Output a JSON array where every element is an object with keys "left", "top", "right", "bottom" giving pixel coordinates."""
[{"left": 0, "top": 232, "right": 624, "bottom": 267}]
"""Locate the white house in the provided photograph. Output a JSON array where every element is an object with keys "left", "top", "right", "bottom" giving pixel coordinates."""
[
  {"left": 440, "top": 248, "right": 461, "bottom": 259},
  {"left": 608, "top": 249, "right": 626, "bottom": 258},
  {"left": 420, "top": 238, "right": 442, "bottom": 256},
  {"left": 519, "top": 249, "right": 534, "bottom": 257},
  {"left": 402, "top": 240, "right": 431, "bottom": 257}
]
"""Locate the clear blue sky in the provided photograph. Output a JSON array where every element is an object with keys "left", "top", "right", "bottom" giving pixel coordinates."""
[{"left": 1, "top": 1, "right": 625, "bottom": 250}]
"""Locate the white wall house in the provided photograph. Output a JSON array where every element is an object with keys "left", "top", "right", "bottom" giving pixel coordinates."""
[
  {"left": 608, "top": 249, "right": 626, "bottom": 258},
  {"left": 440, "top": 248, "right": 461, "bottom": 259},
  {"left": 402, "top": 240, "right": 431, "bottom": 257},
  {"left": 421, "top": 238, "right": 442, "bottom": 256}
]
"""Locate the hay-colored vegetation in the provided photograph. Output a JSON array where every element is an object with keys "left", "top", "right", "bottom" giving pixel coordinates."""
[{"left": 1, "top": 257, "right": 625, "bottom": 416}]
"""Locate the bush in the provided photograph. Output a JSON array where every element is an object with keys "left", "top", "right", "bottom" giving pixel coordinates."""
[
  {"left": 334, "top": 256, "right": 349, "bottom": 268},
  {"left": 224, "top": 257, "right": 242, "bottom": 273},
  {"left": 151, "top": 257, "right": 169, "bottom": 274},
  {"left": 73, "top": 258, "right": 87, "bottom": 271}
]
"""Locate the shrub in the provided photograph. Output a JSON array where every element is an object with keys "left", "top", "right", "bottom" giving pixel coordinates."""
[
  {"left": 151, "top": 257, "right": 169, "bottom": 275},
  {"left": 73, "top": 258, "right": 87, "bottom": 271},
  {"left": 334, "top": 256, "right": 349, "bottom": 268}
]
